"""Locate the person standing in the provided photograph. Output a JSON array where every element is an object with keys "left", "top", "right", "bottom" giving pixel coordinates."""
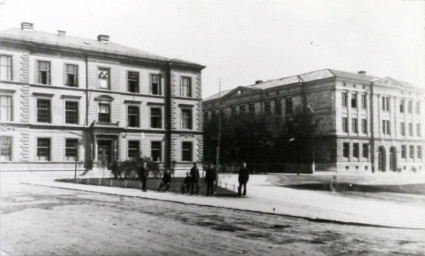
[
  {"left": 190, "top": 162, "right": 199, "bottom": 195},
  {"left": 238, "top": 162, "right": 249, "bottom": 197},
  {"left": 111, "top": 160, "right": 118, "bottom": 179},
  {"left": 204, "top": 164, "right": 216, "bottom": 196},
  {"left": 139, "top": 162, "right": 148, "bottom": 192},
  {"left": 181, "top": 172, "right": 191, "bottom": 194},
  {"left": 158, "top": 169, "right": 171, "bottom": 192}
]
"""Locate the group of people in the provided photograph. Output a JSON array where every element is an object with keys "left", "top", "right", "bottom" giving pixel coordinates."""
[{"left": 136, "top": 160, "right": 249, "bottom": 197}]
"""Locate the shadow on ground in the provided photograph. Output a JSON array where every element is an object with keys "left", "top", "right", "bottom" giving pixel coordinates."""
[
  {"left": 56, "top": 178, "right": 237, "bottom": 197},
  {"left": 283, "top": 183, "right": 425, "bottom": 195}
]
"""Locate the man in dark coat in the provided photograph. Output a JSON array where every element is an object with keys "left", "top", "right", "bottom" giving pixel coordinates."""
[
  {"left": 204, "top": 164, "right": 216, "bottom": 196},
  {"left": 111, "top": 160, "right": 118, "bottom": 179},
  {"left": 181, "top": 172, "right": 191, "bottom": 194},
  {"left": 238, "top": 162, "right": 249, "bottom": 197},
  {"left": 190, "top": 162, "right": 199, "bottom": 195},
  {"left": 139, "top": 162, "right": 148, "bottom": 192},
  {"left": 158, "top": 169, "right": 171, "bottom": 192}
]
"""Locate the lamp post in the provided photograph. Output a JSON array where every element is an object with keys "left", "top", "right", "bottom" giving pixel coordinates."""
[{"left": 215, "top": 78, "right": 222, "bottom": 193}]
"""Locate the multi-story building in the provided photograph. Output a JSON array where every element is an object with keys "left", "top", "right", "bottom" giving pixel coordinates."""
[
  {"left": 203, "top": 69, "right": 425, "bottom": 172},
  {"left": 0, "top": 22, "right": 205, "bottom": 174}
]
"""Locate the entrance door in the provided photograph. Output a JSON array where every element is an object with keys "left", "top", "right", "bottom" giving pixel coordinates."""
[
  {"left": 378, "top": 146, "right": 386, "bottom": 172},
  {"left": 390, "top": 147, "right": 397, "bottom": 172},
  {"left": 98, "top": 140, "right": 113, "bottom": 168}
]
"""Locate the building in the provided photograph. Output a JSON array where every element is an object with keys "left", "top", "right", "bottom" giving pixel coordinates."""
[
  {"left": 0, "top": 22, "right": 205, "bottom": 174},
  {"left": 203, "top": 69, "right": 425, "bottom": 172}
]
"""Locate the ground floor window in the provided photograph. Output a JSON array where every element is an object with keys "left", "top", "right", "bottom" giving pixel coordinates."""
[
  {"left": 353, "top": 143, "right": 359, "bottom": 158},
  {"left": 151, "top": 141, "right": 162, "bottom": 162},
  {"left": 65, "top": 139, "right": 78, "bottom": 161},
  {"left": 362, "top": 143, "right": 369, "bottom": 159},
  {"left": 401, "top": 145, "right": 406, "bottom": 159},
  {"left": 343, "top": 143, "right": 349, "bottom": 158},
  {"left": 0, "top": 136, "right": 12, "bottom": 161},
  {"left": 37, "top": 138, "right": 50, "bottom": 161},
  {"left": 182, "top": 142, "right": 193, "bottom": 162},
  {"left": 409, "top": 145, "right": 414, "bottom": 159},
  {"left": 128, "top": 140, "right": 140, "bottom": 159},
  {"left": 417, "top": 146, "right": 422, "bottom": 159}
]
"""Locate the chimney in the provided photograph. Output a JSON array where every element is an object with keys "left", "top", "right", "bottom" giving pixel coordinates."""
[
  {"left": 358, "top": 71, "right": 366, "bottom": 75},
  {"left": 97, "top": 34, "right": 110, "bottom": 42},
  {"left": 255, "top": 80, "right": 263, "bottom": 84},
  {"left": 57, "top": 30, "right": 66, "bottom": 36},
  {"left": 21, "top": 22, "right": 34, "bottom": 30}
]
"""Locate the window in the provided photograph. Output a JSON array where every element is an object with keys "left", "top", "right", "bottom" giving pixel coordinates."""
[
  {"left": 127, "top": 106, "right": 139, "bottom": 127},
  {"left": 415, "top": 102, "right": 420, "bottom": 114},
  {"left": 0, "top": 136, "right": 12, "bottom": 161},
  {"left": 286, "top": 97, "right": 293, "bottom": 114},
  {"left": 0, "top": 55, "right": 12, "bottom": 81},
  {"left": 275, "top": 100, "right": 282, "bottom": 115},
  {"left": 401, "top": 122, "right": 406, "bottom": 136},
  {"left": 98, "top": 103, "right": 110, "bottom": 123},
  {"left": 65, "top": 101, "right": 78, "bottom": 124},
  {"left": 382, "top": 96, "right": 390, "bottom": 111},
  {"left": 0, "top": 95, "right": 12, "bottom": 121},
  {"left": 400, "top": 99, "right": 405, "bottom": 113},
  {"left": 342, "top": 117, "right": 348, "bottom": 132},
  {"left": 417, "top": 124, "right": 421, "bottom": 137},
  {"left": 182, "top": 142, "right": 193, "bottom": 162},
  {"left": 409, "top": 123, "right": 413, "bottom": 136},
  {"left": 181, "top": 77, "right": 192, "bottom": 97},
  {"left": 408, "top": 101, "right": 412, "bottom": 114},
  {"left": 150, "top": 107, "right": 162, "bottom": 128},
  {"left": 353, "top": 143, "right": 359, "bottom": 158},
  {"left": 401, "top": 145, "right": 406, "bottom": 159},
  {"left": 231, "top": 106, "right": 237, "bottom": 116},
  {"left": 342, "top": 92, "right": 348, "bottom": 107},
  {"left": 409, "top": 145, "right": 414, "bottom": 159},
  {"left": 382, "top": 120, "right": 390, "bottom": 135},
  {"left": 128, "top": 141, "right": 140, "bottom": 159},
  {"left": 343, "top": 143, "right": 350, "bottom": 158},
  {"left": 362, "top": 119, "right": 367, "bottom": 134},
  {"left": 151, "top": 141, "right": 162, "bottom": 161},
  {"left": 249, "top": 103, "right": 255, "bottom": 114},
  {"left": 37, "top": 138, "right": 50, "bottom": 161},
  {"left": 65, "top": 64, "right": 78, "bottom": 87},
  {"left": 128, "top": 71, "right": 139, "bottom": 93},
  {"left": 150, "top": 74, "right": 161, "bottom": 95},
  {"left": 362, "top": 144, "right": 369, "bottom": 159},
  {"left": 351, "top": 93, "right": 357, "bottom": 108},
  {"left": 352, "top": 118, "right": 358, "bottom": 133},
  {"left": 37, "top": 99, "right": 51, "bottom": 123},
  {"left": 264, "top": 101, "right": 271, "bottom": 114},
  {"left": 98, "top": 68, "right": 110, "bottom": 89},
  {"left": 65, "top": 139, "right": 78, "bottom": 161},
  {"left": 361, "top": 94, "right": 367, "bottom": 109},
  {"left": 181, "top": 108, "right": 192, "bottom": 129},
  {"left": 240, "top": 105, "right": 246, "bottom": 113},
  {"left": 418, "top": 146, "right": 422, "bottom": 159},
  {"left": 37, "top": 61, "right": 50, "bottom": 85}
]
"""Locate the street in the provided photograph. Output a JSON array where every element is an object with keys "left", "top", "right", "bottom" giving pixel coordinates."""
[{"left": 1, "top": 173, "right": 425, "bottom": 256}]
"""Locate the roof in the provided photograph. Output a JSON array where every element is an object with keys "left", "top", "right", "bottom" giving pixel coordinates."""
[
  {"left": 0, "top": 28, "right": 204, "bottom": 68},
  {"left": 204, "top": 68, "right": 421, "bottom": 101}
]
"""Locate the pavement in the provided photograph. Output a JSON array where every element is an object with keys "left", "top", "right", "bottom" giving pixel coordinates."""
[{"left": 7, "top": 170, "right": 424, "bottom": 230}]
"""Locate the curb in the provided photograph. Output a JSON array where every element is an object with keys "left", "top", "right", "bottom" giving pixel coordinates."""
[{"left": 21, "top": 182, "right": 425, "bottom": 231}]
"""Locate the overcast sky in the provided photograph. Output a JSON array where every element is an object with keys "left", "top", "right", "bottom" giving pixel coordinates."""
[{"left": 1, "top": 0, "right": 424, "bottom": 98}]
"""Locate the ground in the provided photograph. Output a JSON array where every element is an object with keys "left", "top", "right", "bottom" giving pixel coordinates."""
[{"left": 1, "top": 172, "right": 425, "bottom": 256}]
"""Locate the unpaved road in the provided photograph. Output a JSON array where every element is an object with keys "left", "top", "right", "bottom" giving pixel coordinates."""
[{"left": 1, "top": 177, "right": 425, "bottom": 255}]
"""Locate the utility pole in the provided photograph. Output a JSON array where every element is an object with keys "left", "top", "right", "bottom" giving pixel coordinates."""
[{"left": 215, "top": 78, "right": 222, "bottom": 191}]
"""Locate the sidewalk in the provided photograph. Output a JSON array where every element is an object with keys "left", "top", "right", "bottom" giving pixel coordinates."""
[{"left": 23, "top": 173, "right": 425, "bottom": 230}]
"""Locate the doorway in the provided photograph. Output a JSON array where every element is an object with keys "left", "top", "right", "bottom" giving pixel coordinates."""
[{"left": 98, "top": 140, "right": 113, "bottom": 168}]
